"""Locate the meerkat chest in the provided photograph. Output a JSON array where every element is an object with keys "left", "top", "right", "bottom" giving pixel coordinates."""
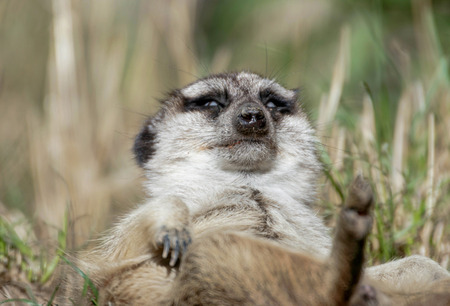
[
  {"left": 190, "top": 188, "right": 280, "bottom": 240},
  {"left": 186, "top": 187, "right": 331, "bottom": 257}
]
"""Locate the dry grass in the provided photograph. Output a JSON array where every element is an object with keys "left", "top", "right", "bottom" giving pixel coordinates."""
[
  {"left": 1, "top": 0, "right": 449, "bottom": 302},
  {"left": 318, "top": 8, "right": 450, "bottom": 265}
]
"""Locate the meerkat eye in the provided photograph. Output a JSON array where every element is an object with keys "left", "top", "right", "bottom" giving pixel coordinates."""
[
  {"left": 196, "top": 99, "right": 223, "bottom": 110},
  {"left": 266, "top": 101, "right": 277, "bottom": 108},
  {"left": 205, "top": 101, "right": 220, "bottom": 108},
  {"left": 185, "top": 97, "right": 224, "bottom": 112},
  {"left": 265, "top": 98, "right": 292, "bottom": 114},
  {"left": 260, "top": 88, "right": 294, "bottom": 115}
]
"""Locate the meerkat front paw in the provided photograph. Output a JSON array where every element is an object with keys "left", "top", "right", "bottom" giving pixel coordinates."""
[
  {"left": 341, "top": 175, "right": 374, "bottom": 240},
  {"left": 155, "top": 225, "right": 192, "bottom": 267},
  {"left": 147, "top": 196, "right": 192, "bottom": 267}
]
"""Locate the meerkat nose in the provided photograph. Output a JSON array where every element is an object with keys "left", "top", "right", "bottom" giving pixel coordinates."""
[{"left": 236, "top": 103, "right": 268, "bottom": 135}]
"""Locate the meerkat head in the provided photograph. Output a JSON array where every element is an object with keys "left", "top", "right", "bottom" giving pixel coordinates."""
[{"left": 134, "top": 71, "right": 319, "bottom": 181}]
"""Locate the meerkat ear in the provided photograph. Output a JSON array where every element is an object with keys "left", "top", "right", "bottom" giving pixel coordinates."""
[
  {"left": 291, "top": 87, "right": 301, "bottom": 97},
  {"left": 291, "top": 88, "right": 303, "bottom": 105},
  {"left": 133, "top": 119, "right": 157, "bottom": 168}
]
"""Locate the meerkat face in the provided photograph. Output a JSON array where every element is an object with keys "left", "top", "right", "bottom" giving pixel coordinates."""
[{"left": 134, "top": 72, "right": 316, "bottom": 174}]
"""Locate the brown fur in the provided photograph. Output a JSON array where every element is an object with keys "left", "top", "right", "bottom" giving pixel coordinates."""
[
  {"left": 164, "top": 175, "right": 372, "bottom": 305},
  {"left": 59, "top": 178, "right": 450, "bottom": 305},
  {"left": 164, "top": 176, "right": 450, "bottom": 306}
]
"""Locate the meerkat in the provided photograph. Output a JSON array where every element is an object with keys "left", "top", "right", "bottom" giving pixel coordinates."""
[{"left": 60, "top": 72, "right": 449, "bottom": 305}]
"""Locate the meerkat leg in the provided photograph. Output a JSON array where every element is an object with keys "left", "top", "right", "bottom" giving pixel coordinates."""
[
  {"left": 325, "top": 175, "right": 374, "bottom": 304},
  {"left": 59, "top": 197, "right": 192, "bottom": 304},
  {"left": 145, "top": 196, "right": 192, "bottom": 267},
  {"left": 95, "top": 196, "right": 192, "bottom": 267},
  {"left": 365, "top": 254, "right": 450, "bottom": 292},
  {"left": 396, "top": 278, "right": 450, "bottom": 305},
  {"left": 350, "top": 272, "right": 450, "bottom": 306}
]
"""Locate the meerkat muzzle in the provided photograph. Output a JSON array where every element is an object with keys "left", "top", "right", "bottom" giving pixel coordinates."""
[{"left": 236, "top": 103, "right": 268, "bottom": 135}]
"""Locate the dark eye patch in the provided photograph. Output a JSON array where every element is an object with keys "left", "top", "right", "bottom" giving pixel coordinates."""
[
  {"left": 184, "top": 95, "right": 228, "bottom": 115},
  {"left": 259, "top": 89, "right": 295, "bottom": 115}
]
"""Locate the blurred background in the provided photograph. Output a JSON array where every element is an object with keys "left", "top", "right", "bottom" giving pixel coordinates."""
[{"left": 1, "top": 0, "right": 449, "bottom": 285}]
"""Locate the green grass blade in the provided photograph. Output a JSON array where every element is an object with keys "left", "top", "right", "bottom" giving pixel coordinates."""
[
  {"left": 0, "top": 299, "right": 40, "bottom": 305},
  {"left": 60, "top": 255, "right": 99, "bottom": 304}
]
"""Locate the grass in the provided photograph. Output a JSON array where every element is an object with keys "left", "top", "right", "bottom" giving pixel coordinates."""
[
  {"left": 1, "top": 0, "right": 449, "bottom": 303},
  {"left": 0, "top": 212, "right": 64, "bottom": 304}
]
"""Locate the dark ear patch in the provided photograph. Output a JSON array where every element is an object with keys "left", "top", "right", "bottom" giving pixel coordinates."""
[{"left": 133, "top": 120, "right": 157, "bottom": 168}]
